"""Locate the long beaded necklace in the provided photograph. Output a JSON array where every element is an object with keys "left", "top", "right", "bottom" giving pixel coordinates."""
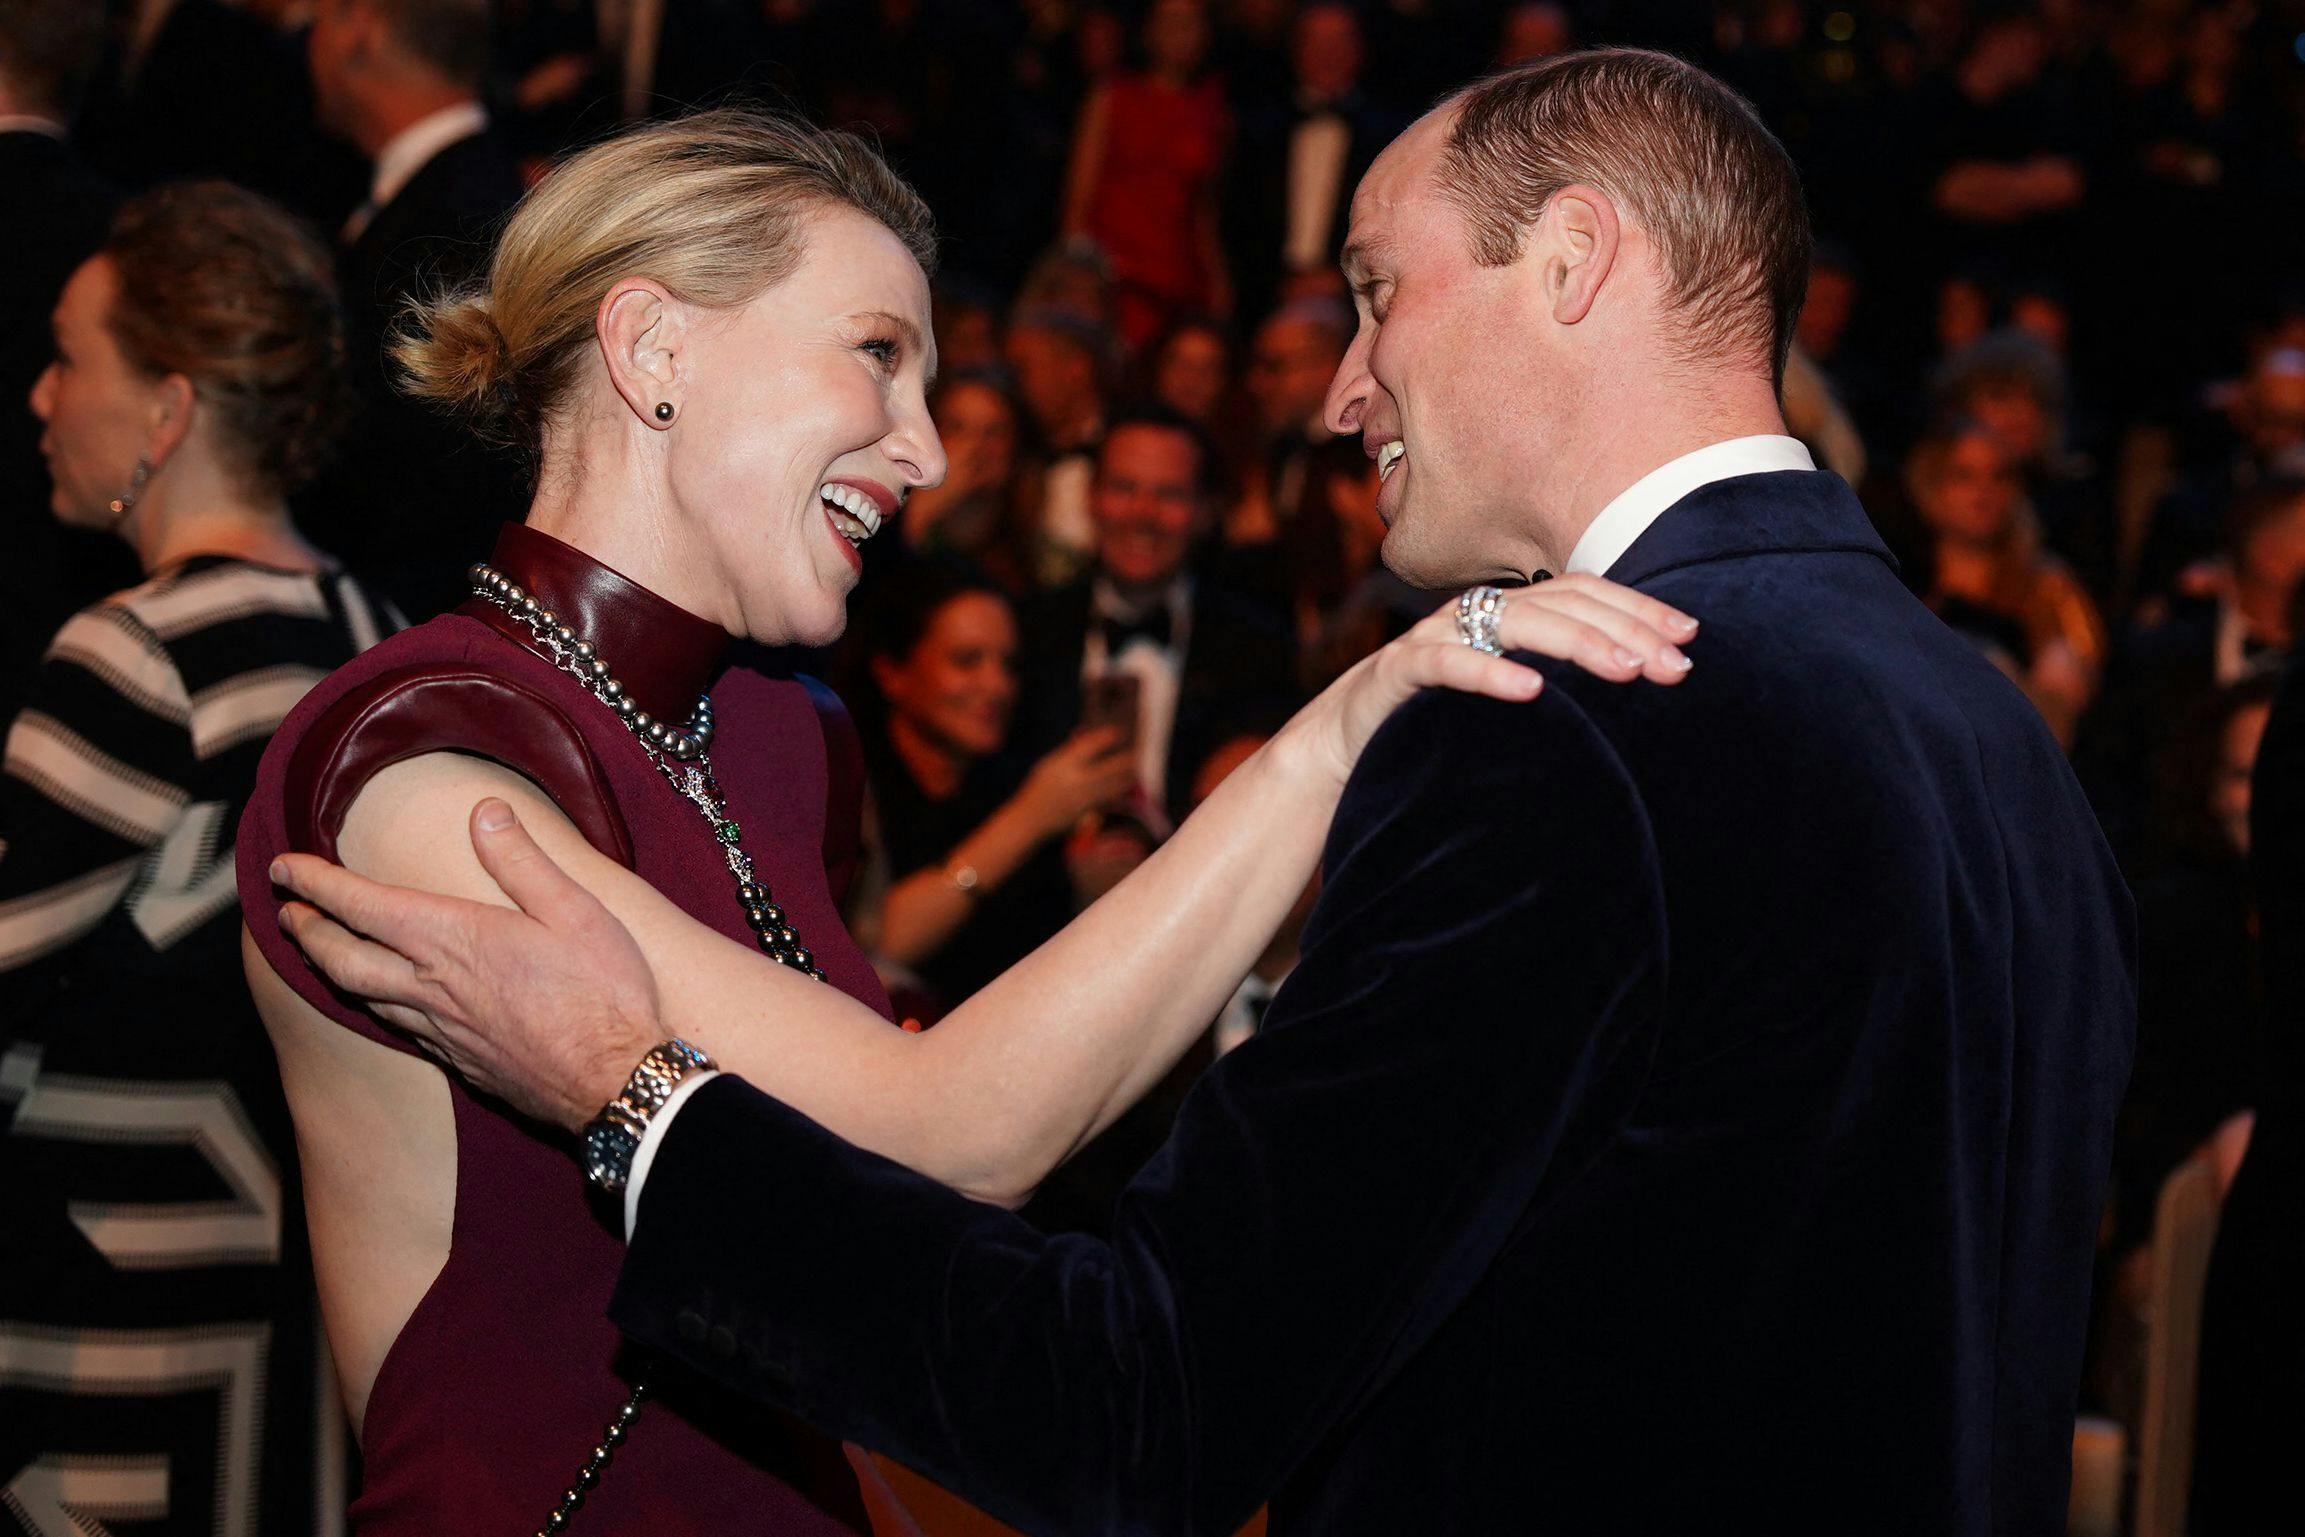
[{"left": 465, "top": 560, "right": 827, "bottom": 1535}]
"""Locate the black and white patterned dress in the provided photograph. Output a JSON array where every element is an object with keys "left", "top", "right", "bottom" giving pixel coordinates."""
[{"left": 0, "top": 556, "right": 396, "bottom": 1537}]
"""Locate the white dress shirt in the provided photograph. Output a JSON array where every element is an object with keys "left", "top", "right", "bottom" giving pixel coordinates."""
[
  {"left": 1085, "top": 577, "right": 1191, "bottom": 811},
  {"left": 1563, "top": 435, "right": 1817, "bottom": 578},
  {"left": 342, "top": 100, "right": 490, "bottom": 243}
]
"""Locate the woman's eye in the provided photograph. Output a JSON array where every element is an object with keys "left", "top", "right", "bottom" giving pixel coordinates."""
[{"left": 861, "top": 338, "right": 900, "bottom": 370}]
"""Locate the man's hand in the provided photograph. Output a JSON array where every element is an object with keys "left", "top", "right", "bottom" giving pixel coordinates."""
[{"left": 270, "top": 798, "right": 660, "bottom": 1133}]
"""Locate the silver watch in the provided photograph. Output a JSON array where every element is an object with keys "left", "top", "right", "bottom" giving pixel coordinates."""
[{"left": 582, "top": 1039, "right": 715, "bottom": 1194}]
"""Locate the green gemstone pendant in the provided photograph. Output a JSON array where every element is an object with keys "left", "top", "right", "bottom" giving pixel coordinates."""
[{"left": 714, "top": 819, "right": 741, "bottom": 846}]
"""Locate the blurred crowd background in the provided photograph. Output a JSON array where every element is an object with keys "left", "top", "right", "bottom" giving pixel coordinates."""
[{"left": 5, "top": 0, "right": 2305, "bottom": 1530}]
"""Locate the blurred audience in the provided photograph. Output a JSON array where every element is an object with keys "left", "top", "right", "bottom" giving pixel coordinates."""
[
  {"left": 1907, "top": 415, "right": 2105, "bottom": 748},
  {"left": 300, "top": 0, "right": 525, "bottom": 620},
  {"left": 1012, "top": 406, "right": 1298, "bottom": 827},
  {"left": 0, "top": 0, "right": 131, "bottom": 726},
  {"left": 1005, "top": 304, "right": 1114, "bottom": 582},
  {"left": 1063, "top": 0, "right": 1232, "bottom": 347},
  {"left": 848, "top": 560, "right": 1133, "bottom": 1016}
]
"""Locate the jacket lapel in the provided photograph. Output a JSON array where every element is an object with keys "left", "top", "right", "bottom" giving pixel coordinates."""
[{"left": 1605, "top": 470, "right": 1897, "bottom": 589}]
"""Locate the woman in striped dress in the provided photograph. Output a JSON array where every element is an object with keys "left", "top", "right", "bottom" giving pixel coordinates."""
[{"left": 0, "top": 183, "right": 395, "bottom": 1536}]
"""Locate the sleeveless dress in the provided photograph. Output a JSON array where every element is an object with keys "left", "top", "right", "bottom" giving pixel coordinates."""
[{"left": 235, "top": 524, "right": 888, "bottom": 1533}]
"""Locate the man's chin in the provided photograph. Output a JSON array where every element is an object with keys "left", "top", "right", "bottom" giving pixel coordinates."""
[{"left": 1378, "top": 528, "right": 1499, "bottom": 594}]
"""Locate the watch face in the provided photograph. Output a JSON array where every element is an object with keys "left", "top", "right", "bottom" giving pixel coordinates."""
[{"left": 584, "top": 1119, "right": 634, "bottom": 1191}]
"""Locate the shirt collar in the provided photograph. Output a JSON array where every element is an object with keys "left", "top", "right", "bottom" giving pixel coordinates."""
[
  {"left": 0, "top": 115, "right": 67, "bottom": 138},
  {"left": 1564, "top": 435, "right": 1817, "bottom": 578},
  {"left": 369, "top": 100, "right": 489, "bottom": 211}
]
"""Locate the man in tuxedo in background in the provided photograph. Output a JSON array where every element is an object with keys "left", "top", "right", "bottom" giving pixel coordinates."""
[
  {"left": 1014, "top": 407, "right": 1299, "bottom": 829},
  {"left": 303, "top": 0, "right": 523, "bottom": 619},
  {"left": 1224, "top": 1, "right": 1405, "bottom": 323},
  {"left": 0, "top": 1, "right": 128, "bottom": 727},
  {"left": 276, "top": 50, "right": 2137, "bottom": 1536}
]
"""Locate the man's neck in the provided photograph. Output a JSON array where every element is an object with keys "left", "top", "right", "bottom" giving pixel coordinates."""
[
  {"left": 1097, "top": 571, "right": 1182, "bottom": 613},
  {"left": 1533, "top": 378, "right": 1792, "bottom": 574}
]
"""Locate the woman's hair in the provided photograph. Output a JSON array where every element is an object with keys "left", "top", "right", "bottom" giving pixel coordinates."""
[
  {"left": 101, "top": 181, "right": 351, "bottom": 498},
  {"left": 396, "top": 106, "right": 937, "bottom": 459},
  {"left": 856, "top": 557, "right": 1011, "bottom": 668}
]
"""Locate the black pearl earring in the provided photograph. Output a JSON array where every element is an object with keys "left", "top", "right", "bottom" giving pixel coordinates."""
[{"left": 654, "top": 401, "right": 675, "bottom": 422}]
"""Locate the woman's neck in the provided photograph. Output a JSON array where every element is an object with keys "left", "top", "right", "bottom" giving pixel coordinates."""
[
  {"left": 527, "top": 443, "right": 742, "bottom": 634},
  {"left": 132, "top": 479, "right": 324, "bottom": 576},
  {"left": 888, "top": 713, "right": 965, "bottom": 801}
]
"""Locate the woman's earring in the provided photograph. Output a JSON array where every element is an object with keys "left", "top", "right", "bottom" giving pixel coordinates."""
[
  {"left": 106, "top": 454, "right": 154, "bottom": 530},
  {"left": 654, "top": 401, "right": 675, "bottom": 423}
]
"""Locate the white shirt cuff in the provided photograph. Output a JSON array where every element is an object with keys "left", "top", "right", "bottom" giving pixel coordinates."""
[{"left": 623, "top": 1068, "right": 720, "bottom": 1238}]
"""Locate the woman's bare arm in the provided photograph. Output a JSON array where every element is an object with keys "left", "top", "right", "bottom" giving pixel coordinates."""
[{"left": 273, "top": 579, "right": 1700, "bottom": 1205}]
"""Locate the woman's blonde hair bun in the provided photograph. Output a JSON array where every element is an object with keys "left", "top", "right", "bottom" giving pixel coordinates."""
[{"left": 389, "top": 106, "right": 937, "bottom": 460}]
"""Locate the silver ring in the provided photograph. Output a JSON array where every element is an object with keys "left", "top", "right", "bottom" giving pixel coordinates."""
[{"left": 1455, "top": 586, "right": 1506, "bottom": 655}]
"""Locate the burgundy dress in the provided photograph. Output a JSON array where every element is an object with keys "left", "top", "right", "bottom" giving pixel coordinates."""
[{"left": 237, "top": 524, "right": 889, "bottom": 1533}]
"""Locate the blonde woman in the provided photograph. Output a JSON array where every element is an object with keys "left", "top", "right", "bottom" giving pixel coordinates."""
[{"left": 236, "top": 108, "right": 1695, "bottom": 1532}]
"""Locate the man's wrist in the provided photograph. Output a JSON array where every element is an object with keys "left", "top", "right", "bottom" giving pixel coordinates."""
[
  {"left": 582, "top": 1039, "right": 716, "bottom": 1194},
  {"left": 623, "top": 1069, "right": 718, "bottom": 1238}
]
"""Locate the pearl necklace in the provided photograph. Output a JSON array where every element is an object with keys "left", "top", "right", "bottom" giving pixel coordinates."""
[
  {"left": 466, "top": 560, "right": 830, "bottom": 1537},
  {"left": 468, "top": 561, "right": 826, "bottom": 981}
]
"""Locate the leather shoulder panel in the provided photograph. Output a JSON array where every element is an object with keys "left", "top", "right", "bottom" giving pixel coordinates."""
[{"left": 281, "top": 664, "right": 636, "bottom": 869}]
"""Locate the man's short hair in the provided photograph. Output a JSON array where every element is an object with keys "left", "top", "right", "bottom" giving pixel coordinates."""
[
  {"left": 371, "top": 0, "right": 491, "bottom": 90},
  {"left": 0, "top": 0, "right": 105, "bottom": 114},
  {"left": 1433, "top": 48, "right": 1811, "bottom": 388},
  {"left": 1100, "top": 403, "right": 1222, "bottom": 501}
]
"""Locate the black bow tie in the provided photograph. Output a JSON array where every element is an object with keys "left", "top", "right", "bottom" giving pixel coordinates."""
[{"left": 1100, "top": 608, "right": 1173, "bottom": 654}]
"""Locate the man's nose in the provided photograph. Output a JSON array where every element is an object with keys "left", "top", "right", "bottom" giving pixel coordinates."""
[{"left": 1323, "top": 330, "right": 1375, "bottom": 438}]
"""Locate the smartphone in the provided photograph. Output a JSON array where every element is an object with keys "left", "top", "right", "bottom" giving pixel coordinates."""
[{"left": 1081, "top": 672, "right": 1142, "bottom": 755}]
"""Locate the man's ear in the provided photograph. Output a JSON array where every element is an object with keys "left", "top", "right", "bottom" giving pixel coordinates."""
[
  {"left": 1540, "top": 185, "right": 1620, "bottom": 328},
  {"left": 595, "top": 279, "right": 686, "bottom": 431}
]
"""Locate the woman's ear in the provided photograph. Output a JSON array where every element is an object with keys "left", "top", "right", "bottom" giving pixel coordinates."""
[
  {"left": 1540, "top": 185, "right": 1620, "bottom": 328},
  {"left": 596, "top": 279, "right": 687, "bottom": 430},
  {"left": 145, "top": 372, "right": 198, "bottom": 471}
]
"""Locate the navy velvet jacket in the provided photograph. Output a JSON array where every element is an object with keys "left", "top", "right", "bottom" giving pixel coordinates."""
[{"left": 612, "top": 471, "right": 2136, "bottom": 1535}]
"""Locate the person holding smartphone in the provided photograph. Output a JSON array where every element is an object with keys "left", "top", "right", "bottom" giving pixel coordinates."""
[
  {"left": 849, "top": 558, "right": 1139, "bottom": 1015},
  {"left": 1014, "top": 404, "right": 1301, "bottom": 828}
]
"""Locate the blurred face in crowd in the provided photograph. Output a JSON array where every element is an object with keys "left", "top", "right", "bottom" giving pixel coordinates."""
[
  {"left": 1155, "top": 325, "right": 1230, "bottom": 422},
  {"left": 306, "top": 0, "right": 373, "bottom": 137},
  {"left": 651, "top": 206, "right": 944, "bottom": 646},
  {"left": 1249, "top": 313, "right": 1346, "bottom": 440},
  {"left": 2238, "top": 494, "right": 2305, "bottom": 611},
  {"left": 2009, "top": 293, "right": 2069, "bottom": 357},
  {"left": 2241, "top": 350, "right": 2305, "bottom": 461},
  {"left": 1937, "top": 278, "right": 1991, "bottom": 357},
  {"left": 1915, "top": 431, "right": 2021, "bottom": 548},
  {"left": 1093, "top": 423, "right": 1207, "bottom": 592},
  {"left": 30, "top": 257, "right": 171, "bottom": 529},
  {"left": 1795, "top": 262, "right": 1855, "bottom": 361},
  {"left": 1961, "top": 381, "right": 2053, "bottom": 468},
  {"left": 1144, "top": 0, "right": 1210, "bottom": 78},
  {"left": 1004, "top": 323, "right": 1100, "bottom": 443},
  {"left": 932, "top": 380, "right": 1018, "bottom": 495},
  {"left": 1292, "top": 4, "right": 1362, "bottom": 102},
  {"left": 2216, "top": 698, "right": 2271, "bottom": 858},
  {"left": 873, "top": 591, "right": 1021, "bottom": 763},
  {"left": 1497, "top": 4, "right": 1573, "bottom": 66}
]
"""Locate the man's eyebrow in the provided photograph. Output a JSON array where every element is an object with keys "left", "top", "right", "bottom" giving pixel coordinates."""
[{"left": 1340, "top": 238, "right": 1393, "bottom": 286}]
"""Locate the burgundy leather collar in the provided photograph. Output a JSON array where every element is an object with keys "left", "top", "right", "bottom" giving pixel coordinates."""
[{"left": 458, "top": 522, "right": 731, "bottom": 722}]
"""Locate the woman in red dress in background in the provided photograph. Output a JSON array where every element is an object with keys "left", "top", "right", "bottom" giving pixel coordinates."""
[{"left": 1064, "top": 0, "right": 1232, "bottom": 348}]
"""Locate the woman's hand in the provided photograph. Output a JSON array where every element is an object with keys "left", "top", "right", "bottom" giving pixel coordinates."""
[
  {"left": 1272, "top": 573, "right": 1699, "bottom": 793},
  {"left": 1014, "top": 726, "right": 1138, "bottom": 837}
]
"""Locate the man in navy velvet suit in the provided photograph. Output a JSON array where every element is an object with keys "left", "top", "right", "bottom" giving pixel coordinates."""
[{"left": 276, "top": 49, "right": 2135, "bottom": 1534}]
